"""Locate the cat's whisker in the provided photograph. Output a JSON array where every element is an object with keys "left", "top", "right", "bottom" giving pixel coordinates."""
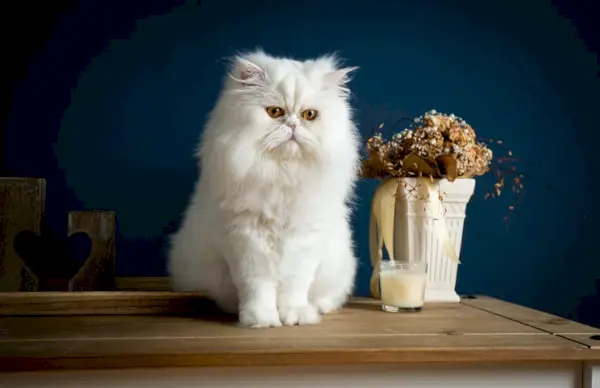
[
  {"left": 259, "top": 126, "right": 297, "bottom": 154},
  {"left": 259, "top": 132, "right": 284, "bottom": 154}
]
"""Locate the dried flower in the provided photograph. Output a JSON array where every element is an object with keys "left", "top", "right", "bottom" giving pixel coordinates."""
[
  {"left": 361, "top": 110, "right": 524, "bottom": 228},
  {"left": 362, "top": 110, "right": 492, "bottom": 180}
]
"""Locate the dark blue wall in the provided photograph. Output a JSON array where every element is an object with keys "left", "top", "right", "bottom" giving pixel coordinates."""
[{"left": 7, "top": 0, "right": 600, "bottom": 324}]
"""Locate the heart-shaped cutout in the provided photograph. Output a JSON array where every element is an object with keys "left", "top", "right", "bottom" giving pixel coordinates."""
[{"left": 13, "top": 226, "right": 92, "bottom": 290}]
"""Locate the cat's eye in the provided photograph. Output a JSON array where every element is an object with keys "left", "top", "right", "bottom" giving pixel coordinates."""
[
  {"left": 301, "top": 109, "right": 318, "bottom": 121},
  {"left": 265, "top": 106, "right": 285, "bottom": 118}
]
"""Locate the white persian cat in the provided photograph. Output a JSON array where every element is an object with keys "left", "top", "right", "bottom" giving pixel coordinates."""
[{"left": 168, "top": 50, "right": 360, "bottom": 328}]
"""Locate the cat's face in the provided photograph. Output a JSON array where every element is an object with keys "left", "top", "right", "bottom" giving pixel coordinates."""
[{"left": 217, "top": 52, "right": 358, "bottom": 164}]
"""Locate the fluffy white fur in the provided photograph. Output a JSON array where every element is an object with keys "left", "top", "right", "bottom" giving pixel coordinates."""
[{"left": 168, "top": 50, "right": 360, "bottom": 328}]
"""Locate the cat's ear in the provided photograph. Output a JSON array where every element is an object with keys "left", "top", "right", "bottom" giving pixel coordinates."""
[
  {"left": 324, "top": 66, "right": 359, "bottom": 88},
  {"left": 229, "top": 57, "right": 266, "bottom": 85}
]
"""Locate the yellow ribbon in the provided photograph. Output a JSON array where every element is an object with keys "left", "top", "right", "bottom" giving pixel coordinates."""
[
  {"left": 369, "top": 177, "right": 459, "bottom": 298},
  {"left": 369, "top": 179, "right": 400, "bottom": 297}
]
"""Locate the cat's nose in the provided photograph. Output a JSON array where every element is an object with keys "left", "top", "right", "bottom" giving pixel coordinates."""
[{"left": 288, "top": 123, "right": 297, "bottom": 131}]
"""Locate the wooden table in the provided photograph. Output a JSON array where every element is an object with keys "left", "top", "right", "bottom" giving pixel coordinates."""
[{"left": 0, "top": 293, "right": 599, "bottom": 387}]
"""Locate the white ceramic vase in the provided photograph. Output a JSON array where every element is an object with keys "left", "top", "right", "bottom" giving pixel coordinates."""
[{"left": 392, "top": 177, "right": 476, "bottom": 303}]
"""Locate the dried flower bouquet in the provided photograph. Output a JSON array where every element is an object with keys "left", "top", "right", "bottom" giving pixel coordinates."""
[{"left": 362, "top": 110, "right": 493, "bottom": 181}]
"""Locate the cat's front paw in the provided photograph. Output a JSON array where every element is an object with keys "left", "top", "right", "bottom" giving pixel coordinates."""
[
  {"left": 239, "top": 305, "right": 282, "bottom": 328},
  {"left": 312, "top": 297, "right": 343, "bottom": 314},
  {"left": 278, "top": 304, "right": 321, "bottom": 326}
]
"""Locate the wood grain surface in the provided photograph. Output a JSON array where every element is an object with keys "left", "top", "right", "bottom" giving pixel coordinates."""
[
  {"left": 461, "top": 295, "right": 598, "bottom": 334},
  {"left": 0, "top": 178, "right": 45, "bottom": 292},
  {"left": 0, "top": 294, "right": 599, "bottom": 372},
  {"left": 0, "top": 291, "right": 204, "bottom": 316},
  {"left": 67, "top": 211, "right": 116, "bottom": 291},
  {"left": 114, "top": 277, "right": 171, "bottom": 291}
]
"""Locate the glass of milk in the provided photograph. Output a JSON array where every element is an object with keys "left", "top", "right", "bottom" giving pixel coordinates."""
[{"left": 379, "top": 260, "right": 428, "bottom": 312}]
